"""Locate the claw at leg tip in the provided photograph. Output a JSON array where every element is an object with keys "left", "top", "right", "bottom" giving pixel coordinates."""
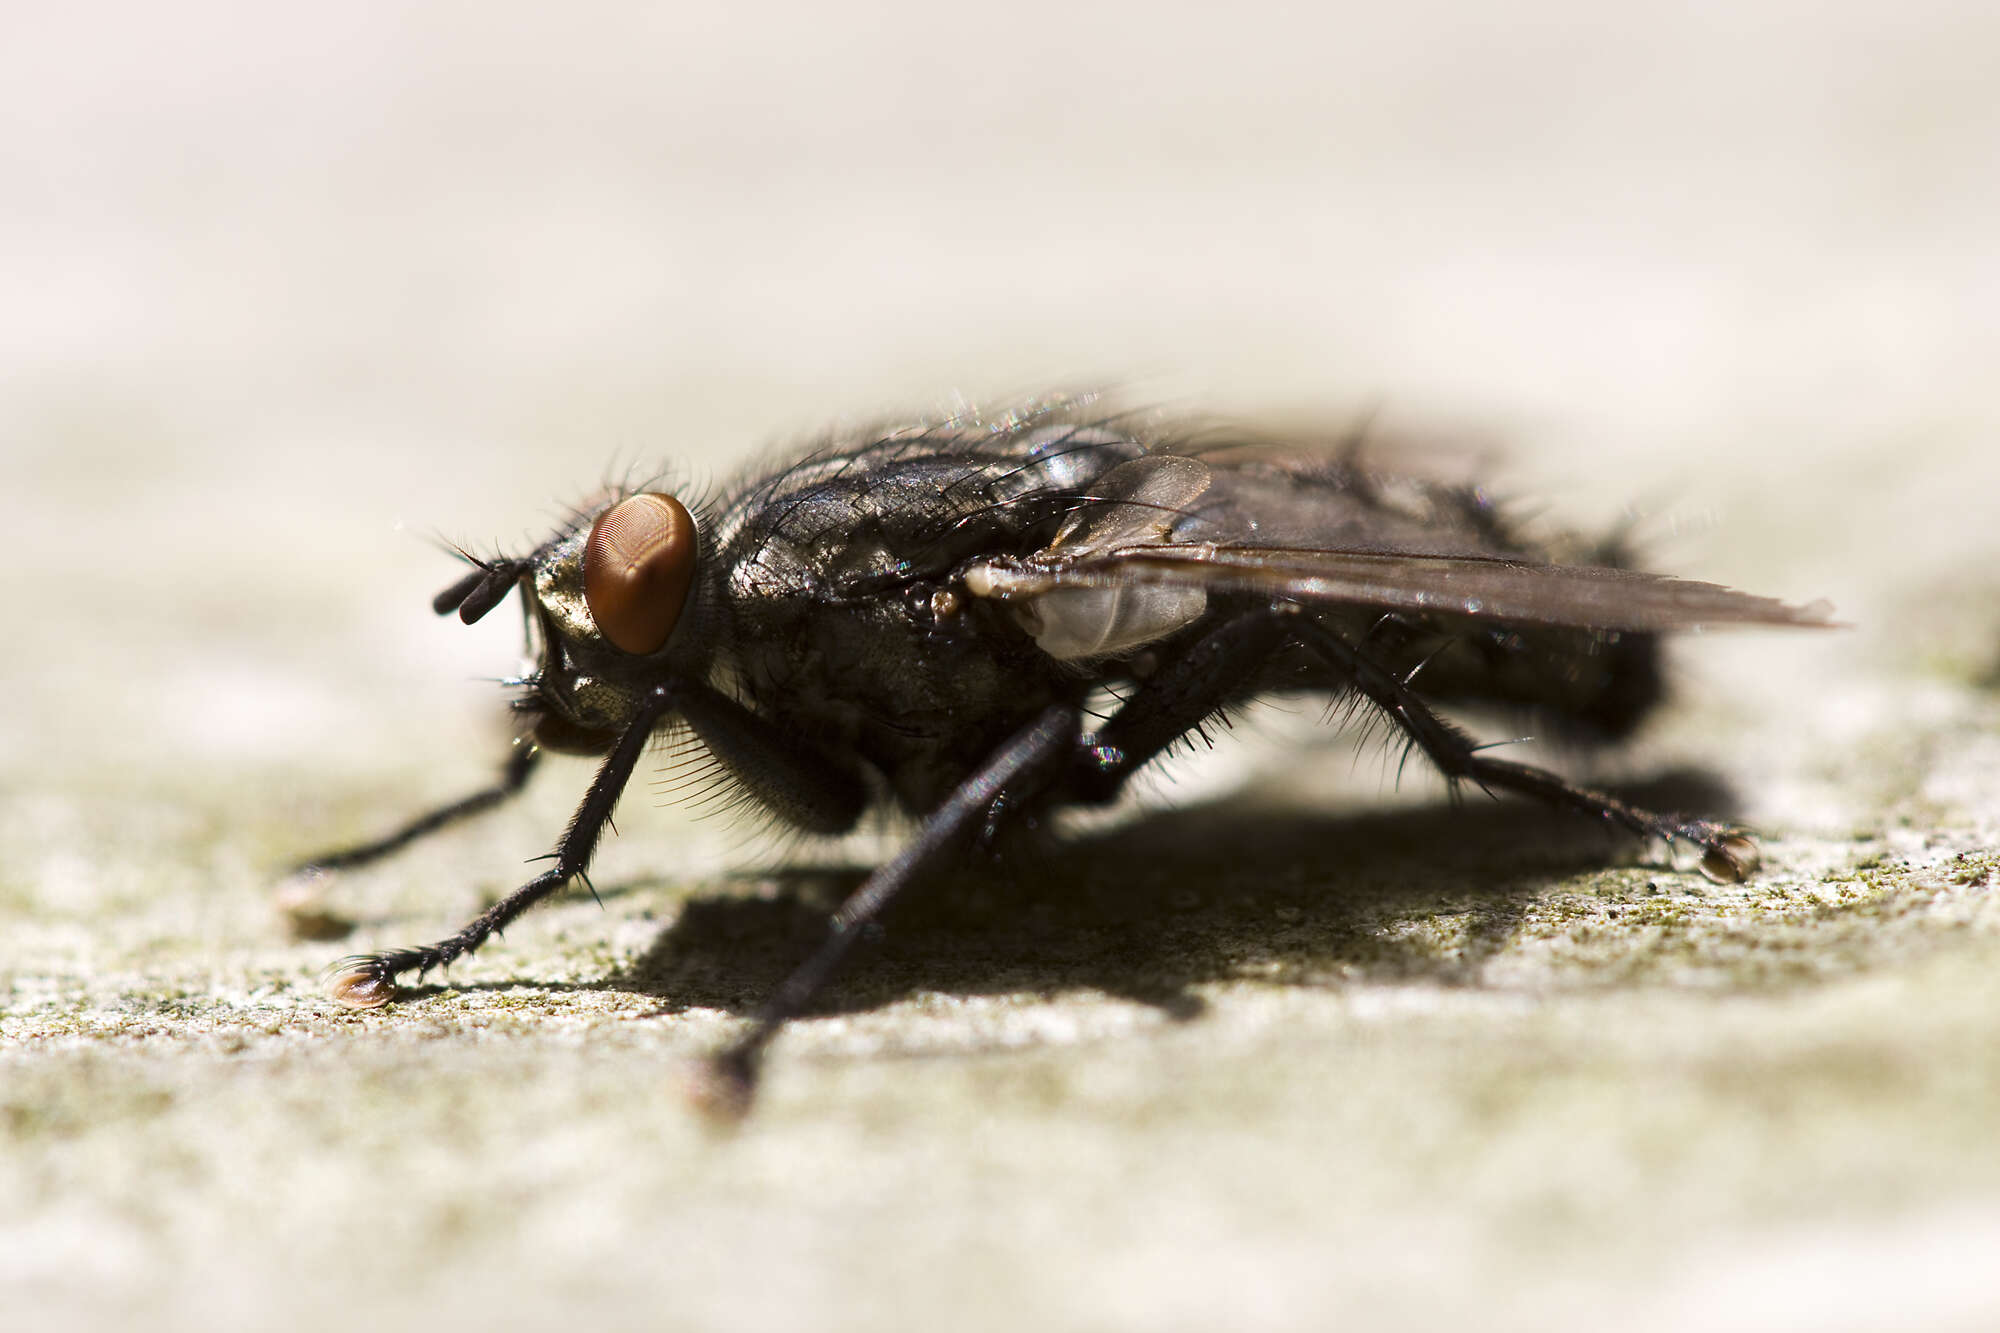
[
  {"left": 682, "top": 1050, "right": 758, "bottom": 1126},
  {"left": 323, "top": 956, "right": 398, "bottom": 1010},
  {"left": 1699, "top": 834, "right": 1760, "bottom": 885}
]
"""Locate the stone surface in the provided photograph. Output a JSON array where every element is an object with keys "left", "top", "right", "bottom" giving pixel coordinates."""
[{"left": 4, "top": 3, "right": 1998, "bottom": 1329}]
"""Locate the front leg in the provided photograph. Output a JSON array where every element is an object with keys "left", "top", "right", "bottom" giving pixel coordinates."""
[
  {"left": 676, "top": 680, "right": 868, "bottom": 836},
  {"left": 320, "top": 681, "right": 871, "bottom": 1008},
  {"left": 323, "top": 684, "right": 676, "bottom": 1008},
  {"left": 291, "top": 743, "right": 542, "bottom": 875}
]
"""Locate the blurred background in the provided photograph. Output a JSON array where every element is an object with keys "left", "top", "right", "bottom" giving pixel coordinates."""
[
  {"left": 4, "top": 3, "right": 1997, "bottom": 1330},
  {"left": 6, "top": 0, "right": 1994, "bottom": 785}
]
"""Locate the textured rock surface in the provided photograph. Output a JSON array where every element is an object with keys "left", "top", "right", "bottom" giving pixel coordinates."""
[{"left": 5, "top": 3, "right": 1998, "bottom": 1329}]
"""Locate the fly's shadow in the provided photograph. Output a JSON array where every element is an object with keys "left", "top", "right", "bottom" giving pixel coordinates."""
[{"left": 621, "top": 766, "right": 1738, "bottom": 1024}]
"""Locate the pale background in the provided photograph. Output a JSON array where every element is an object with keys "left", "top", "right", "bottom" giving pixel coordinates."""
[{"left": 4, "top": 3, "right": 1998, "bottom": 1330}]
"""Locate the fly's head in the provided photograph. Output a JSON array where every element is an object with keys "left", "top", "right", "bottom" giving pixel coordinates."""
[{"left": 435, "top": 490, "right": 705, "bottom": 754}]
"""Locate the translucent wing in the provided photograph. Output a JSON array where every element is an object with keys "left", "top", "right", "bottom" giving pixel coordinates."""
[
  {"left": 995, "top": 544, "right": 1836, "bottom": 633},
  {"left": 1043, "top": 453, "right": 1214, "bottom": 554},
  {"left": 966, "top": 451, "right": 1837, "bottom": 639},
  {"left": 985, "top": 455, "right": 1218, "bottom": 659}
]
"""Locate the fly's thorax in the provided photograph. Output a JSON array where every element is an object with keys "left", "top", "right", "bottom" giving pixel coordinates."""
[{"left": 702, "top": 426, "right": 1154, "bottom": 610}]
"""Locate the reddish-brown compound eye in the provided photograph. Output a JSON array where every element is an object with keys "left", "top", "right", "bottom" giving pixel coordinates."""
[{"left": 582, "top": 492, "right": 697, "bottom": 655}]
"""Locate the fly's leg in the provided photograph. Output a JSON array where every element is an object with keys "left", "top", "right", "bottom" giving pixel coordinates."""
[
  {"left": 1065, "top": 610, "right": 1292, "bottom": 804},
  {"left": 323, "top": 686, "right": 674, "bottom": 1009},
  {"left": 694, "top": 703, "right": 1081, "bottom": 1119},
  {"left": 1064, "top": 605, "right": 1755, "bottom": 882},
  {"left": 290, "top": 744, "right": 542, "bottom": 875},
  {"left": 1282, "top": 610, "right": 1758, "bottom": 882},
  {"left": 677, "top": 681, "right": 868, "bottom": 836}
]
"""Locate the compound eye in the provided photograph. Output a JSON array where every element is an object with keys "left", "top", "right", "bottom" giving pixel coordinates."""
[{"left": 582, "top": 492, "right": 697, "bottom": 654}]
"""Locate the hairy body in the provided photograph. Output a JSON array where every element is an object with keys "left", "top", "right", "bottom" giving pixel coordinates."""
[{"left": 297, "top": 401, "right": 1832, "bottom": 1113}]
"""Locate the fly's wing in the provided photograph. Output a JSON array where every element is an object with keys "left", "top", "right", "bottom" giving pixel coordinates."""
[
  {"left": 983, "top": 454, "right": 1221, "bottom": 659},
  {"left": 966, "top": 452, "right": 1837, "bottom": 639},
  {"left": 1009, "top": 545, "right": 1837, "bottom": 633},
  {"left": 1042, "top": 452, "right": 1214, "bottom": 552}
]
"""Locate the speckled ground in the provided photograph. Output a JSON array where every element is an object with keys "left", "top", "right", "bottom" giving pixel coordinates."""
[{"left": 5, "top": 4, "right": 1999, "bottom": 1330}]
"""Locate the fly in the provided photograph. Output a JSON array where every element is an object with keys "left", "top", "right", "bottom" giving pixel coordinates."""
[{"left": 294, "top": 398, "right": 1837, "bottom": 1115}]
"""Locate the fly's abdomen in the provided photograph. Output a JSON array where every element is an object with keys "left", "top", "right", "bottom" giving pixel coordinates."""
[{"left": 1385, "top": 617, "right": 1666, "bottom": 744}]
